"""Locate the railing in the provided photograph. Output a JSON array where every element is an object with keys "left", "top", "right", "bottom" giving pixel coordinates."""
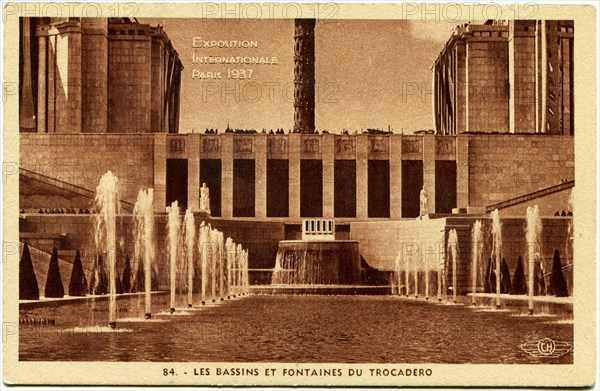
[{"left": 485, "top": 180, "right": 574, "bottom": 213}]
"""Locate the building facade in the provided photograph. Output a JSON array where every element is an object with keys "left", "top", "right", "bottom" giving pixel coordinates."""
[
  {"left": 19, "top": 17, "right": 183, "bottom": 134},
  {"left": 433, "top": 20, "right": 574, "bottom": 136}
]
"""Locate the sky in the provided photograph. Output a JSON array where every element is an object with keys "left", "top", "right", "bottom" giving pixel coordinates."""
[{"left": 140, "top": 18, "right": 465, "bottom": 134}]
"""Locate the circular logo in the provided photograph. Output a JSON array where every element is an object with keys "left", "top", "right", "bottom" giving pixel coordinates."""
[{"left": 537, "top": 338, "right": 556, "bottom": 356}]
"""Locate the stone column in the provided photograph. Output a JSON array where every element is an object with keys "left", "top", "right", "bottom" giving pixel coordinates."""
[
  {"left": 390, "top": 135, "right": 402, "bottom": 219},
  {"left": 322, "top": 134, "right": 334, "bottom": 219},
  {"left": 456, "top": 135, "right": 469, "bottom": 209},
  {"left": 19, "top": 18, "right": 36, "bottom": 131},
  {"left": 356, "top": 135, "right": 369, "bottom": 219},
  {"left": 47, "top": 33, "right": 56, "bottom": 134},
  {"left": 288, "top": 133, "right": 301, "bottom": 219},
  {"left": 423, "top": 134, "right": 436, "bottom": 214},
  {"left": 187, "top": 135, "right": 200, "bottom": 211},
  {"left": 221, "top": 135, "right": 234, "bottom": 218},
  {"left": 255, "top": 134, "right": 267, "bottom": 218},
  {"left": 36, "top": 31, "right": 47, "bottom": 133},
  {"left": 153, "top": 134, "right": 167, "bottom": 212}
]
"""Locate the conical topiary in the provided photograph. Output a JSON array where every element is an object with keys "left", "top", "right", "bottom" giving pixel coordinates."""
[
  {"left": 510, "top": 256, "right": 527, "bottom": 295},
  {"left": 549, "top": 250, "right": 569, "bottom": 297},
  {"left": 44, "top": 247, "right": 65, "bottom": 298},
  {"left": 134, "top": 258, "right": 145, "bottom": 292},
  {"left": 151, "top": 267, "right": 159, "bottom": 291},
  {"left": 500, "top": 258, "right": 511, "bottom": 293},
  {"left": 121, "top": 255, "right": 132, "bottom": 293},
  {"left": 484, "top": 257, "right": 496, "bottom": 293},
  {"left": 116, "top": 270, "right": 123, "bottom": 294},
  {"left": 19, "top": 243, "right": 39, "bottom": 300},
  {"left": 89, "top": 254, "right": 108, "bottom": 295},
  {"left": 68, "top": 250, "right": 87, "bottom": 296},
  {"left": 533, "top": 260, "right": 546, "bottom": 296}
]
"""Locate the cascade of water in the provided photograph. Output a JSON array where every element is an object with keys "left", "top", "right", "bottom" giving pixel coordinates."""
[
  {"left": 393, "top": 254, "right": 401, "bottom": 295},
  {"left": 183, "top": 209, "right": 195, "bottom": 307},
  {"left": 211, "top": 228, "right": 218, "bottom": 302},
  {"left": 133, "top": 188, "right": 155, "bottom": 319},
  {"left": 225, "top": 237, "right": 233, "bottom": 298},
  {"left": 424, "top": 246, "right": 430, "bottom": 300},
  {"left": 236, "top": 244, "right": 242, "bottom": 295},
  {"left": 471, "top": 220, "right": 483, "bottom": 305},
  {"left": 94, "top": 171, "right": 121, "bottom": 329},
  {"left": 447, "top": 229, "right": 459, "bottom": 303},
  {"left": 198, "top": 222, "right": 208, "bottom": 304},
  {"left": 491, "top": 209, "right": 502, "bottom": 309},
  {"left": 217, "top": 231, "right": 224, "bottom": 300},
  {"left": 413, "top": 250, "right": 419, "bottom": 298},
  {"left": 167, "top": 201, "right": 180, "bottom": 313},
  {"left": 405, "top": 254, "right": 410, "bottom": 297},
  {"left": 525, "top": 205, "right": 542, "bottom": 314}
]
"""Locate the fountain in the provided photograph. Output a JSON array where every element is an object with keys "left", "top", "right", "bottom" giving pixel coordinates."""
[
  {"left": 183, "top": 209, "right": 195, "bottom": 308},
  {"left": 447, "top": 229, "right": 458, "bottom": 303},
  {"left": 525, "top": 205, "right": 542, "bottom": 314},
  {"left": 490, "top": 209, "right": 502, "bottom": 309},
  {"left": 167, "top": 201, "right": 180, "bottom": 313},
  {"left": 198, "top": 222, "right": 208, "bottom": 304},
  {"left": 211, "top": 228, "right": 218, "bottom": 302},
  {"left": 133, "top": 188, "right": 155, "bottom": 319},
  {"left": 94, "top": 171, "right": 120, "bottom": 329},
  {"left": 470, "top": 220, "right": 483, "bottom": 305}
]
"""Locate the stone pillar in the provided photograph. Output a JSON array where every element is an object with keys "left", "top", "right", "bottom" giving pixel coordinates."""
[
  {"left": 36, "top": 30, "right": 47, "bottom": 133},
  {"left": 423, "top": 134, "right": 436, "bottom": 214},
  {"left": 356, "top": 136, "right": 369, "bottom": 219},
  {"left": 81, "top": 18, "right": 108, "bottom": 133},
  {"left": 20, "top": 18, "right": 36, "bottom": 131},
  {"left": 456, "top": 135, "right": 469, "bottom": 209},
  {"left": 288, "top": 134, "right": 301, "bottom": 219},
  {"left": 390, "top": 135, "right": 402, "bottom": 219},
  {"left": 322, "top": 134, "right": 334, "bottom": 219},
  {"left": 293, "top": 19, "right": 315, "bottom": 134},
  {"left": 187, "top": 135, "right": 200, "bottom": 211},
  {"left": 153, "top": 134, "right": 167, "bottom": 212},
  {"left": 255, "top": 134, "right": 267, "bottom": 219},
  {"left": 47, "top": 33, "right": 56, "bottom": 134},
  {"left": 221, "top": 135, "right": 234, "bottom": 218}
]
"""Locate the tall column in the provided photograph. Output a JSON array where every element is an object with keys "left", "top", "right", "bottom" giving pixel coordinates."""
[
  {"left": 508, "top": 20, "right": 516, "bottom": 134},
  {"left": 456, "top": 135, "right": 469, "bottom": 209},
  {"left": 390, "top": 135, "right": 402, "bottom": 219},
  {"left": 293, "top": 19, "right": 315, "bottom": 134},
  {"left": 187, "top": 135, "right": 200, "bottom": 211},
  {"left": 47, "top": 33, "right": 56, "bottom": 134},
  {"left": 423, "top": 134, "right": 436, "bottom": 214},
  {"left": 19, "top": 18, "right": 36, "bottom": 131},
  {"left": 255, "top": 134, "right": 267, "bottom": 218},
  {"left": 289, "top": 134, "right": 301, "bottom": 219},
  {"left": 36, "top": 30, "right": 47, "bottom": 133},
  {"left": 153, "top": 134, "right": 167, "bottom": 212},
  {"left": 221, "top": 135, "right": 234, "bottom": 218},
  {"left": 356, "top": 136, "right": 369, "bottom": 219},
  {"left": 322, "top": 134, "right": 334, "bottom": 219}
]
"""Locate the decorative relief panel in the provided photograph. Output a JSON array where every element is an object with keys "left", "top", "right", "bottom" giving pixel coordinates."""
[
  {"left": 369, "top": 137, "right": 388, "bottom": 154},
  {"left": 169, "top": 138, "right": 185, "bottom": 153},
  {"left": 436, "top": 137, "right": 455, "bottom": 156},
  {"left": 234, "top": 138, "right": 253, "bottom": 153},
  {"left": 268, "top": 138, "right": 287, "bottom": 154},
  {"left": 402, "top": 139, "right": 422, "bottom": 154},
  {"left": 202, "top": 138, "right": 219, "bottom": 153},
  {"left": 302, "top": 138, "right": 320, "bottom": 154},
  {"left": 335, "top": 138, "right": 356, "bottom": 155}
]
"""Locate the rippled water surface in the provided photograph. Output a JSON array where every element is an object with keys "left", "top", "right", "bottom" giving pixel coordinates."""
[{"left": 19, "top": 295, "right": 573, "bottom": 363}]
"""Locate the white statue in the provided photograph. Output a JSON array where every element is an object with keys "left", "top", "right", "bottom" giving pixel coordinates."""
[
  {"left": 419, "top": 184, "right": 428, "bottom": 219},
  {"left": 200, "top": 183, "right": 210, "bottom": 212}
]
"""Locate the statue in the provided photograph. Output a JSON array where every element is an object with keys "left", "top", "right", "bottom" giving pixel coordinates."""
[
  {"left": 200, "top": 183, "right": 210, "bottom": 212},
  {"left": 419, "top": 184, "right": 428, "bottom": 219}
]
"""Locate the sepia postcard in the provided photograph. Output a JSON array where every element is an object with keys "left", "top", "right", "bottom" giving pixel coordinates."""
[{"left": 2, "top": 1, "right": 597, "bottom": 387}]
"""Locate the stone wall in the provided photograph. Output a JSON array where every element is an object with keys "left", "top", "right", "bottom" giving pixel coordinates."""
[
  {"left": 468, "top": 134, "right": 574, "bottom": 207},
  {"left": 20, "top": 134, "right": 156, "bottom": 204}
]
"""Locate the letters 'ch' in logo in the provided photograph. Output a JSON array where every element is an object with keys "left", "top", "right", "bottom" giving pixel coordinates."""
[{"left": 520, "top": 338, "right": 572, "bottom": 358}]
